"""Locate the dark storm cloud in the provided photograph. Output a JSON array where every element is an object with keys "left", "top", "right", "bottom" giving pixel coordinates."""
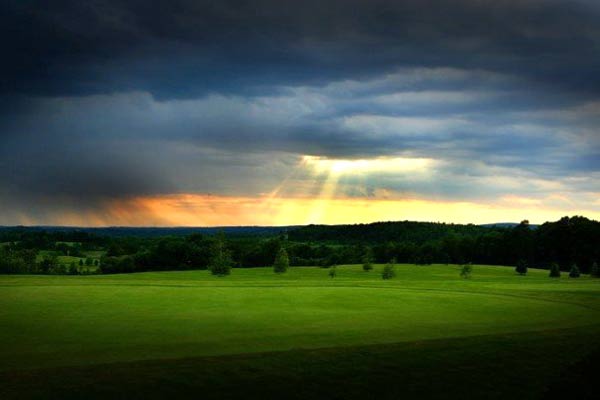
[
  {"left": 1, "top": 0, "right": 600, "bottom": 223},
  {"left": 0, "top": 131, "right": 176, "bottom": 201},
  {"left": 1, "top": 0, "right": 600, "bottom": 99}
]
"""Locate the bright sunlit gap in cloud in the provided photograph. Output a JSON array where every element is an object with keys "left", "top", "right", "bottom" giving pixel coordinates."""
[
  {"left": 302, "top": 155, "right": 434, "bottom": 175},
  {"left": 262, "top": 155, "right": 436, "bottom": 224}
]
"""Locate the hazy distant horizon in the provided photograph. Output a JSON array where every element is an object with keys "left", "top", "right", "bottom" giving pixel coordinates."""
[{"left": 0, "top": 218, "right": 559, "bottom": 230}]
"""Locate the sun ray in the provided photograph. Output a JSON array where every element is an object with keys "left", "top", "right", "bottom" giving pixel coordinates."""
[{"left": 306, "top": 169, "right": 342, "bottom": 224}]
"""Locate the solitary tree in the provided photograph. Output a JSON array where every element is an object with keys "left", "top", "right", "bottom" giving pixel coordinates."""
[
  {"left": 569, "top": 264, "right": 581, "bottom": 278},
  {"left": 549, "top": 263, "right": 561, "bottom": 278},
  {"left": 328, "top": 266, "right": 337, "bottom": 278},
  {"left": 362, "top": 250, "right": 374, "bottom": 271},
  {"left": 78, "top": 259, "right": 84, "bottom": 267},
  {"left": 208, "top": 233, "right": 233, "bottom": 276},
  {"left": 515, "top": 259, "right": 528, "bottom": 276},
  {"left": 460, "top": 264, "right": 473, "bottom": 279},
  {"left": 382, "top": 259, "right": 396, "bottom": 280},
  {"left": 273, "top": 247, "right": 289, "bottom": 273}
]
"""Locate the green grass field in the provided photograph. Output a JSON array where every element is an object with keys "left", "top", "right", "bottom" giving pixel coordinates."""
[{"left": 1, "top": 264, "right": 600, "bottom": 398}]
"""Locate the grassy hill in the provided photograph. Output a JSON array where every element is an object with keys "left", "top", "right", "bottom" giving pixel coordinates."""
[{"left": 1, "top": 264, "right": 599, "bottom": 398}]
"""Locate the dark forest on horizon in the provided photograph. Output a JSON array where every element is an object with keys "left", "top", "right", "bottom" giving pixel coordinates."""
[{"left": 1, "top": 216, "right": 599, "bottom": 276}]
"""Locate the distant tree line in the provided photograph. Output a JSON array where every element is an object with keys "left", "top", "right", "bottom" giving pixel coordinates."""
[
  {"left": 0, "top": 230, "right": 106, "bottom": 250},
  {"left": 1, "top": 216, "right": 599, "bottom": 275},
  {"left": 290, "top": 217, "right": 600, "bottom": 273},
  {"left": 0, "top": 247, "right": 97, "bottom": 275}
]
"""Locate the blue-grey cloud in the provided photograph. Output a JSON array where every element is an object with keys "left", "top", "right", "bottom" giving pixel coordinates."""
[
  {"left": 2, "top": 0, "right": 600, "bottom": 99},
  {"left": 1, "top": 0, "right": 600, "bottom": 223}
]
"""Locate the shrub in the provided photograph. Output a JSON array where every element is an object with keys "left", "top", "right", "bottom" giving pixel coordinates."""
[
  {"left": 460, "top": 264, "right": 472, "bottom": 279},
  {"left": 515, "top": 259, "right": 528, "bottom": 275},
  {"left": 273, "top": 247, "right": 289, "bottom": 273},
  {"left": 328, "top": 266, "right": 337, "bottom": 278},
  {"left": 208, "top": 234, "right": 232, "bottom": 276},
  {"left": 569, "top": 264, "right": 581, "bottom": 278},
  {"left": 382, "top": 261, "right": 396, "bottom": 280},
  {"left": 549, "top": 263, "right": 561, "bottom": 278}
]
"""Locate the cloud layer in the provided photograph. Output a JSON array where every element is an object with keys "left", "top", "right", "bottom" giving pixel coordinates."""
[{"left": 1, "top": 0, "right": 599, "bottom": 225}]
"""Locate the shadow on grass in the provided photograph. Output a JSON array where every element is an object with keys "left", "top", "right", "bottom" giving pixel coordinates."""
[{"left": 2, "top": 326, "right": 599, "bottom": 399}]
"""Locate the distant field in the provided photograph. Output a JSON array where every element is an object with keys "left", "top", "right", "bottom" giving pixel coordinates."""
[
  {"left": 82, "top": 250, "right": 104, "bottom": 258},
  {"left": 1, "top": 264, "right": 599, "bottom": 398},
  {"left": 54, "top": 241, "right": 80, "bottom": 246},
  {"left": 35, "top": 249, "right": 103, "bottom": 271}
]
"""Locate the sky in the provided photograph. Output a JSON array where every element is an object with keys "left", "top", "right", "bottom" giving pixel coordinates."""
[{"left": 1, "top": 0, "right": 600, "bottom": 226}]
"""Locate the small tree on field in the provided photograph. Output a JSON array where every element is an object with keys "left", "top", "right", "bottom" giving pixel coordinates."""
[
  {"left": 79, "top": 259, "right": 84, "bottom": 267},
  {"left": 549, "top": 263, "right": 561, "bottom": 278},
  {"left": 208, "top": 233, "right": 233, "bottom": 276},
  {"left": 85, "top": 257, "right": 93, "bottom": 266},
  {"left": 94, "top": 259, "right": 99, "bottom": 266},
  {"left": 273, "top": 247, "right": 289, "bottom": 273},
  {"left": 569, "top": 264, "right": 581, "bottom": 278},
  {"left": 515, "top": 259, "right": 528, "bottom": 276},
  {"left": 362, "top": 251, "right": 374, "bottom": 271},
  {"left": 460, "top": 264, "right": 472, "bottom": 279},
  {"left": 382, "top": 259, "right": 396, "bottom": 280},
  {"left": 328, "top": 266, "right": 337, "bottom": 278},
  {"left": 591, "top": 262, "right": 599, "bottom": 278}
]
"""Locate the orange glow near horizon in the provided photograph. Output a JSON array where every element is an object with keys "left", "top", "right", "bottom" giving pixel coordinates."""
[
  {"left": 17, "top": 193, "right": 600, "bottom": 227},
  {"left": 6, "top": 156, "right": 598, "bottom": 227}
]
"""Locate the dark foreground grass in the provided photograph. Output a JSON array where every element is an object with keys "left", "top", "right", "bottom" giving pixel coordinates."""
[{"left": 2, "top": 326, "right": 599, "bottom": 399}]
